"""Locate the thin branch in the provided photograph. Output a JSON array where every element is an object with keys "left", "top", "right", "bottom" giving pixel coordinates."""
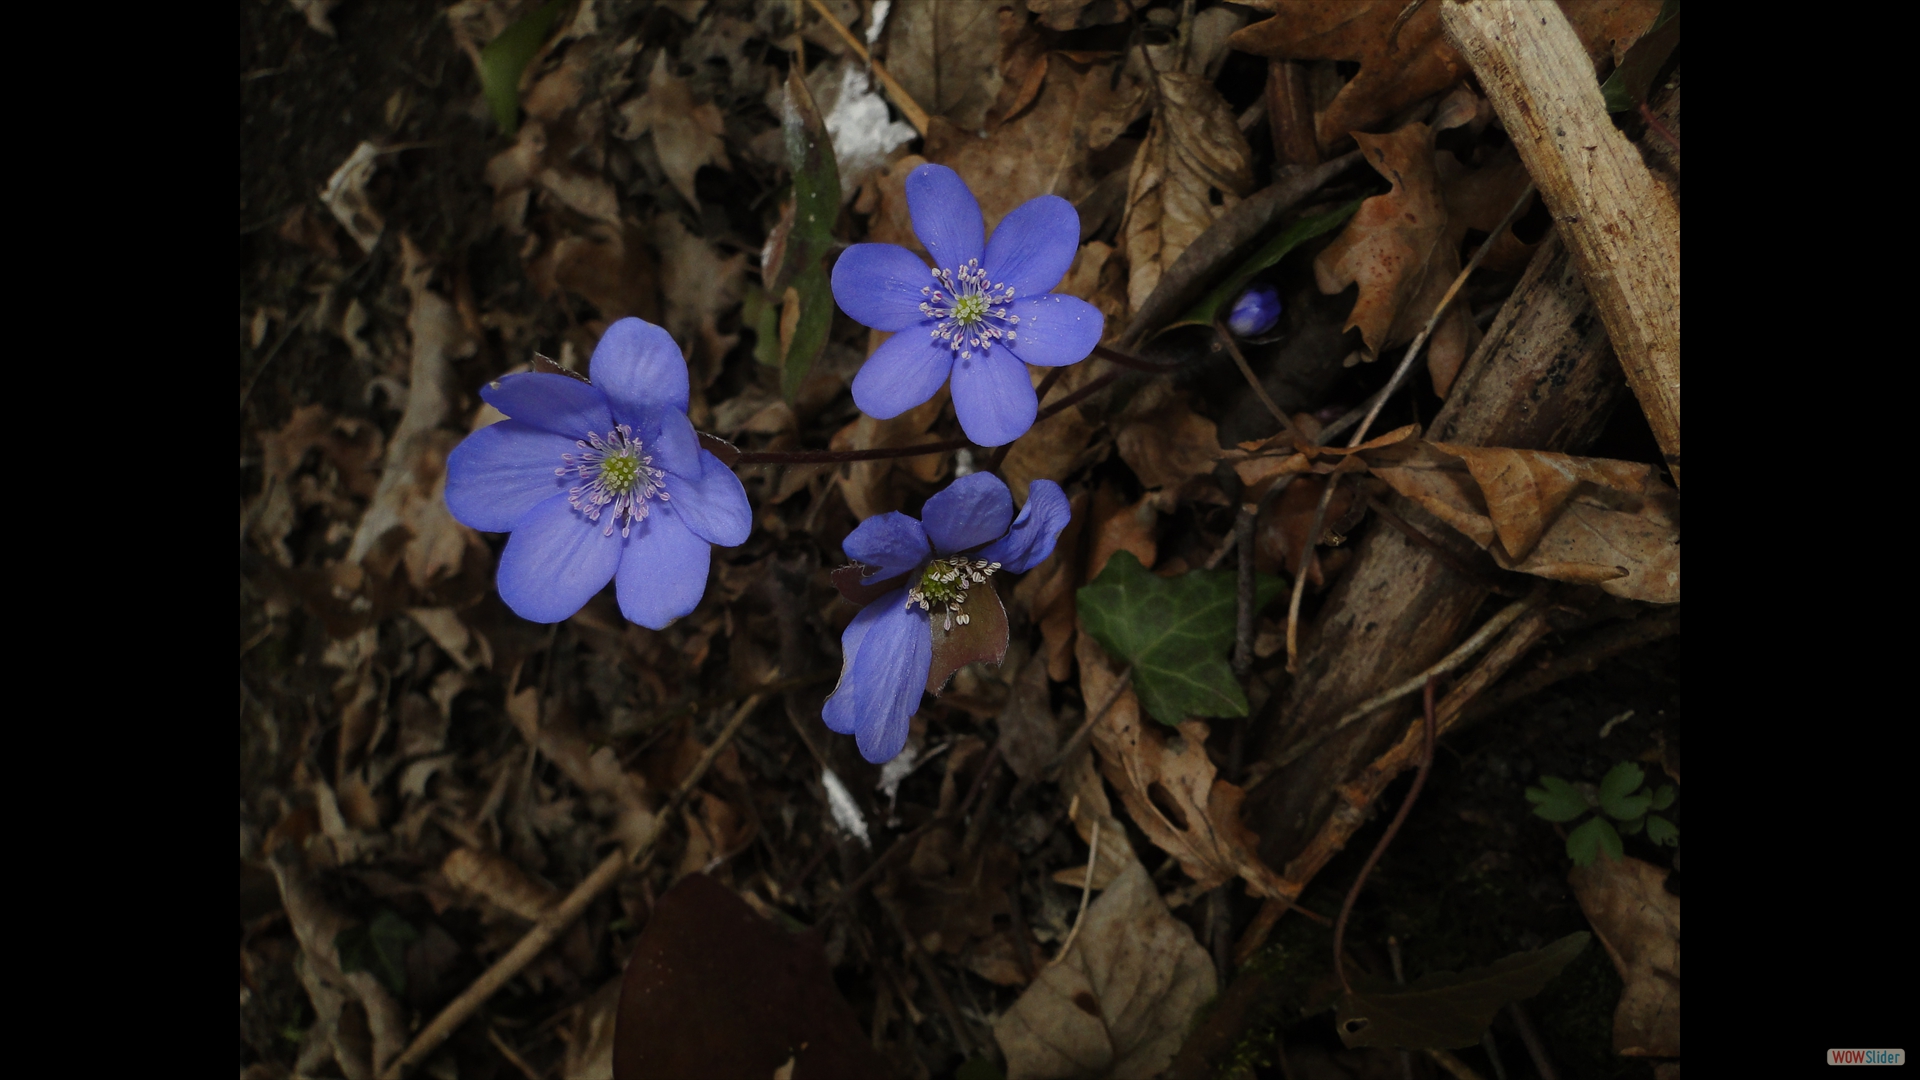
[
  {"left": 1366, "top": 496, "right": 1522, "bottom": 597},
  {"left": 1508, "top": 1002, "right": 1560, "bottom": 1080},
  {"left": 1091, "top": 342, "right": 1181, "bottom": 372},
  {"left": 1333, "top": 677, "right": 1437, "bottom": 996},
  {"left": 1233, "top": 503, "right": 1259, "bottom": 676},
  {"left": 1051, "top": 818, "right": 1101, "bottom": 966},
  {"left": 1318, "top": 592, "right": 1541, "bottom": 742},
  {"left": 1216, "top": 319, "right": 1302, "bottom": 445},
  {"left": 382, "top": 693, "right": 771, "bottom": 1078},
  {"left": 801, "top": 0, "right": 929, "bottom": 135}
]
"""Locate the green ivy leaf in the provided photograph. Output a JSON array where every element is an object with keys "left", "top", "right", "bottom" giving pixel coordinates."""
[
  {"left": 336, "top": 909, "right": 420, "bottom": 996},
  {"left": 1645, "top": 814, "right": 1679, "bottom": 847},
  {"left": 1598, "top": 762, "right": 1651, "bottom": 820},
  {"left": 479, "top": 0, "right": 566, "bottom": 135},
  {"left": 1334, "top": 932, "right": 1590, "bottom": 1050},
  {"left": 1566, "top": 817, "right": 1622, "bottom": 867},
  {"left": 1524, "top": 776, "right": 1590, "bottom": 823},
  {"left": 1076, "top": 551, "right": 1284, "bottom": 725},
  {"left": 1166, "top": 199, "right": 1363, "bottom": 332},
  {"left": 1649, "top": 783, "right": 1676, "bottom": 811}
]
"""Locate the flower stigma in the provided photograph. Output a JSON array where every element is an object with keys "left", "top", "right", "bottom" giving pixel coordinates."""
[
  {"left": 557, "top": 423, "right": 669, "bottom": 537},
  {"left": 906, "top": 556, "right": 1002, "bottom": 631},
  {"left": 920, "top": 257, "right": 1018, "bottom": 361}
]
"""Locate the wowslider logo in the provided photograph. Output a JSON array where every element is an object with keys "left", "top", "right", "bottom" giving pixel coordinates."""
[{"left": 1829, "top": 1049, "right": 1905, "bottom": 1065}]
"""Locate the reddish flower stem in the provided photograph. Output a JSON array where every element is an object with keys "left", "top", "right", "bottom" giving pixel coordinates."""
[{"left": 1332, "top": 676, "right": 1438, "bottom": 996}]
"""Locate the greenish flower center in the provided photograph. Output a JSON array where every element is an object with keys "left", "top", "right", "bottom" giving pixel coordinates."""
[
  {"left": 600, "top": 454, "right": 640, "bottom": 493},
  {"left": 906, "top": 556, "right": 1003, "bottom": 631},
  {"left": 951, "top": 292, "right": 988, "bottom": 325}
]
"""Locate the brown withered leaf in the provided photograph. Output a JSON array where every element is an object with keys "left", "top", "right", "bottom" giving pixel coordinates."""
[
  {"left": 441, "top": 847, "right": 558, "bottom": 921},
  {"left": 1076, "top": 628, "right": 1288, "bottom": 898},
  {"left": 1085, "top": 482, "right": 1171, "bottom": 584},
  {"left": 885, "top": 0, "right": 1006, "bottom": 132},
  {"left": 1026, "top": 0, "right": 1130, "bottom": 32},
  {"left": 505, "top": 680, "right": 659, "bottom": 856},
  {"left": 1115, "top": 390, "right": 1221, "bottom": 492},
  {"left": 1362, "top": 440, "right": 1680, "bottom": 603},
  {"left": 924, "top": 51, "right": 1107, "bottom": 229},
  {"left": 997, "top": 655, "right": 1060, "bottom": 782},
  {"left": 617, "top": 53, "right": 731, "bottom": 210},
  {"left": 1121, "top": 71, "right": 1255, "bottom": 313},
  {"left": 891, "top": 826, "right": 1019, "bottom": 955},
  {"left": 1012, "top": 488, "right": 1090, "bottom": 682},
  {"left": 830, "top": 376, "right": 950, "bottom": 521},
  {"left": 249, "top": 405, "right": 384, "bottom": 566},
  {"left": 1312, "top": 122, "right": 1479, "bottom": 395},
  {"left": 1056, "top": 748, "right": 1140, "bottom": 891},
  {"left": 993, "top": 860, "right": 1216, "bottom": 1080},
  {"left": 1569, "top": 855, "right": 1680, "bottom": 1057},
  {"left": 1228, "top": 0, "right": 1662, "bottom": 151},
  {"left": 527, "top": 222, "right": 662, "bottom": 327},
  {"left": 345, "top": 238, "right": 477, "bottom": 589},
  {"left": 652, "top": 213, "right": 745, "bottom": 389}
]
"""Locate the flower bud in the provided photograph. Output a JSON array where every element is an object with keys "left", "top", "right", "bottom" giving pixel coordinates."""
[{"left": 1227, "top": 284, "right": 1282, "bottom": 337}]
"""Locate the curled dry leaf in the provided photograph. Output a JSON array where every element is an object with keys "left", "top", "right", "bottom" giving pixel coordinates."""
[
  {"left": 1312, "top": 122, "right": 1479, "bottom": 395},
  {"left": 1122, "top": 71, "right": 1256, "bottom": 313},
  {"left": 1115, "top": 390, "right": 1221, "bottom": 492},
  {"left": 268, "top": 843, "right": 409, "bottom": 1078},
  {"left": 345, "top": 238, "right": 477, "bottom": 589},
  {"left": 993, "top": 860, "right": 1217, "bottom": 1080},
  {"left": 1226, "top": 0, "right": 1663, "bottom": 152},
  {"left": 617, "top": 52, "right": 732, "bottom": 210},
  {"left": 1569, "top": 855, "right": 1680, "bottom": 1057},
  {"left": 884, "top": 0, "right": 1006, "bottom": 133},
  {"left": 1362, "top": 440, "right": 1680, "bottom": 603},
  {"left": 320, "top": 141, "right": 384, "bottom": 254},
  {"left": 441, "top": 847, "right": 559, "bottom": 921},
  {"left": 1075, "top": 628, "right": 1289, "bottom": 899}
]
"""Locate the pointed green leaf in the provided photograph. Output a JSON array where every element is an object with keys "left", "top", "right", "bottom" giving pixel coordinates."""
[
  {"left": 1076, "top": 551, "right": 1284, "bottom": 725},
  {"left": 1525, "top": 776, "right": 1589, "bottom": 823},
  {"left": 1645, "top": 814, "right": 1679, "bottom": 847},
  {"left": 1600, "top": 0, "right": 1681, "bottom": 113},
  {"left": 1334, "top": 932, "right": 1590, "bottom": 1050},
  {"left": 1566, "top": 817, "right": 1622, "bottom": 867},
  {"left": 1616, "top": 814, "right": 1645, "bottom": 837},
  {"left": 336, "top": 909, "right": 420, "bottom": 996},
  {"left": 480, "top": 0, "right": 566, "bottom": 135},
  {"left": 1598, "top": 762, "right": 1650, "bottom": 820},
  {"left": 1649, "top": 783, "right": 1676, "bottom": 811},
  {"left": 775, "top": 66, "right": 842, "bottom": 403},
  {"left": 1165, "top": 200, "right": 1363, "bottom": 332}
]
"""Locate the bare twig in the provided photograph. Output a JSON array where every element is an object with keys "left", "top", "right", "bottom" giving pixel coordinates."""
[
  {"left": 382, "top": 693, "right": 770, "bottom": 1078},
  {"left": 1425, "top": 1049, "right": 1490, "bottom": 1080},
  {"left": 1283, "top": 183, "right": 1536, "bottom": 672},
  {"left": 1233, "top": 503, "right": 1259, "bottom": 676},
  {"left": 1507, "top": 1002, "right": 1560, "bottom": 1080},
  {"left": 1317, "top": 592, "right": 1541, "bottom": 743},
  {"left": 1051, "top": 818, "right": 1101, "bottom": 966},
  {"left": 1333, "top": 677, "right": 1436, "bottom": 996},
  {"left": 1215, "top": 320, "right": 1300, "bottom": 444},
  {"left": 1042, "top": 666, "right": 1133, "bottom": 781},
  {"left": 485, "top": 1027, "right": 543, "bottom": 1080},
  {"left": 801, "top": 0, "right": 929, "bottom": 135}
]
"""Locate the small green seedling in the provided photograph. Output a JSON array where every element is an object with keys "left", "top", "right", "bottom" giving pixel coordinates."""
[{"left": 1527, "top": 762, "right": 1678, "bottom": 866}]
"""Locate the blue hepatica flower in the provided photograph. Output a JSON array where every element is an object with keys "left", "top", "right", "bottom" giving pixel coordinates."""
[
  {"left": 823, "top": 472, "right": 1072, "bottom": 763},
  {"left": 444, "top": 318, "right": 751, "bottom": 629},
  {"left": 830, "top": 164, "right": 1104, "bottom": 447},
  {"left": 1227, "top": 284, "right": 1282, "bottom": 337}
]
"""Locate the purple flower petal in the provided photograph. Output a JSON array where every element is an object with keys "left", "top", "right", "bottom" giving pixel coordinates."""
[
  {"left": 822, "top": 592, "right": 931, "bottom": 763},
  {"left": 851, "top": 329, "right": 954, "bottom": 420},
  {"left": 982, "top": 195, "right": 1080, "bottom": 298},
  {"left": 445, "top": 420, "right": 577, "bottom": 533},
  {"left": 950, "top": 348, "right": 1036, "bottom": 448},
  {"left": 1228, "top": 284, "right": 1283, "bottom": 337},
  {"left": 664, "top": 449, "right": 752, "bottom": 547},
  {"left": 978, "top": 480, "right": 1072, "bottom": 572},
  {"left": 479, "top": 372, "right": 613, "bottom": 438},
  {"left": 495, "top": 493, "right": 624, "bottom": 623},
  {"left": 631, "top": 404, "right": 700, "bottom": 479},
  {"left": 831, "top": 243, "right": 937, "bottom": 332},
  {"left": 1004, "top": 294, "right": 1104, "bottom": 368},
  {"left": 921, "top": 472, "right": 1013, "bottom": 555},
  {"left": 613, "top": 505, "right": 711, "bottom": 630},
  {"left": 843, "top": 512, "right": 931, "bottom": 583},
  {"left": 906, "top": 164, "right": 984, "bottom": 272},
  {"left": 589, "top": 317, "right": 690, "bottom": 420}
]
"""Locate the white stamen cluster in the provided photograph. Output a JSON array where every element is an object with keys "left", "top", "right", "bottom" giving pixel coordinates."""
[
  {"left": 557, "top": 423, "right": 669, "bottom": 537},
  {"left": 919, "top": 257, "right": 1019, "bottom": 361},
  {"left": 906, "top": 556, "right": 1002, "bottom": 631}
]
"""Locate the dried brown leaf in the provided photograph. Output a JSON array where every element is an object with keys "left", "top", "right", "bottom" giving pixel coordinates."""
[
  {"left": 1076, "top": 630, "right": 1289, "bottom": 897},
  {"left": 1226, "top": 0, "right": 1661, "bottom": 150},
  {"left": 1012, "top": 489, "right": 1090, "bottom": 682},
  {"left": 1116, "top": 393, "right": 1221, "bottom": 491},
  {"left": 1569, "top": 855, "right": 1680, "bottom": 1057},
  {"left": 617, "top": 53, "right": 731, "bottom": 210},
  {"left": 993, "top": 859, "right": 1216, "bottom": 1079},
  {"left": 652, "top": 213, "right": 745, "bottom": 388},
  {"left": 885, "top": 0, "right": 1006, "bottom": 132},
  {"left": 441, "top": 847, "right": 559, "bottom": 921},
  {"left": 1121, "top": 71, "right": 1256, "bottom": 313}
]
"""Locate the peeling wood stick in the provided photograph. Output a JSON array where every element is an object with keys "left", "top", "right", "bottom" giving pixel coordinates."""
[
  {"left": 1282, "top": 183, "right": 1536, "bottom": 672},
  {"left": 1332, "top": 677, "right": 1437, "bottom": 996},
  {"left": 382, "top": 693, "right": 770, "bottom": 1079},
  {"left": 801, "top": 0, "right": 929, "bottom": 136},
  {"left": 1441, "top": 1, "right": 1680, "bottom": 484},
  {"left": 1234, "top": 608, "right": 1556, "bottom": 965}
]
